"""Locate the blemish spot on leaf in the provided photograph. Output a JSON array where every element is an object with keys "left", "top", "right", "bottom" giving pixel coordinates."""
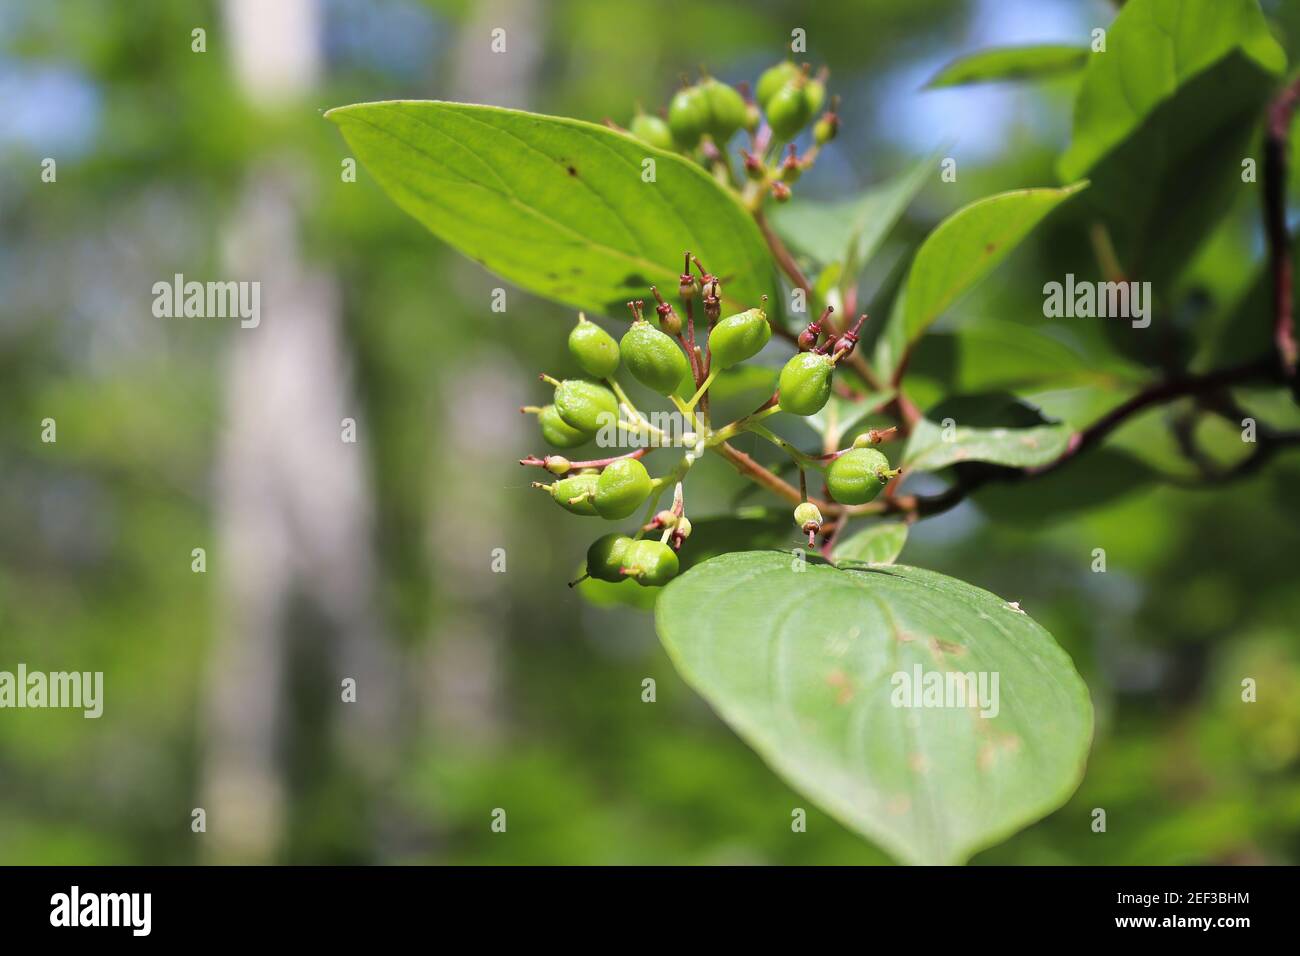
[
  {"left": 566, "top": 165, "right": 578, "bottom": 177},
  {"left": 825, "top": 669, "right": 855, "bottom": 705},
  {"left": 929, "top": 636, "right": 967, "bottom": 657},
  {"left": 1005, "top": 601, "right": 1026, "bottom": 614}
]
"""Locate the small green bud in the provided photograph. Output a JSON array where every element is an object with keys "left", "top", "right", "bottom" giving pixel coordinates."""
[
  {"left": 701, "top": 78, "right": 747, "bottom": 143},
  {"left": 620, "top": 320, "right": 690, "bottom": 395},
  {"left": 756, "top": 60, "right": 799, "bottom": 109},
  {"left": 553, "top": 379, "right": 620, "bottom": 434},
  {"left": 568, "top": 314, "right": 620, "bottom": 379},
  {"left": 586, "top": 532, "right": 633, "bottom": 583},
  {"left": 793, "top": 501, "right": 822, "bottom": 530},
  {"left": 538, "top": 473, "right": 601, "bottom": 516},
  {"left": 743, "top": 102, "right": 761, "bottom": 133},
  {"left": 654, "top": 510, "right": 678, "bottom": 528},
  {"left": 813, "top": 113, "right": 838, "bottom": 145},
  {"left": 621, "top": 539, "right": 679, "bottom": 587},
  {"left": 667, "top": 85, "right": 709, "bottom": 149},
  {"left": 766, "top": 79, "right": 813, "bottom": 141},
  {"left": 593, "top": 458, "right": 653, "bottom": 520},
  {"left": 777, "top": 352, "right": 834, "bottom": 416},
  {"left": 826, "top": 448, "right": 892, "bottom": 505},
  {"left": 708, "top": 307, "right": 771, "bottom": 369},
  {"left": 675, "top": 516, "right": 692, "bottom": 539},
  {"left": 545, "top": 456, "right": 571, "bottom": 475},
  {"left": 537, "top": 404, "right": 592, "bottom": 448},
  {"left": 629, "top": 112, "right": 674, "bottom": 151}
]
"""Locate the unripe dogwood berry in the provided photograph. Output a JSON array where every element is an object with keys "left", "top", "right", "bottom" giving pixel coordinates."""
[
  {"left": 668, "top": 85, "right": 709, "bottom": 149},
  {"left": 620, "top": 320, "right": 690, "bottom": 394},
  {"left": 701, "top": 77, "right": 748, "bottom": 143},
  {"left": 586, "top": 532, "right": 633, "bottom": 583},
  {"left": 804, "top": 77, "right": 826, "bottom": 116},
  {"left": 593, "top": 458, "right": 653, "bottom": 520},
  {"left": 709, "top": 307, "right": 771, "bottom": 369},
  {"left": 793, "top": 501, "right": 822, "bottom": 531},
  {"left": 621, "top": 538, "right": 679, "bottom": 587},
  {"left": 629, "top": 111, "right": 674, "bottom": 151},
  {"left": 539, "top": 473, "right": 601, "bottom": 516},
  {"left": 778, "top": 351, "right": 834, "bottom": 416},
  {"left": 568, "top": 314, "right": 620, "bottom": 379},
  {"left": 756, "top": 60, "right": 799, "bottom": 110},
  {"left": 766, "top": 79, "right": 813, "bottom": 141},
  {"left": 826, "top": 447, "right": 892, "bottom": 505},
  {"left": 536, "top": 403, "right": 592, "bottom": 448},
  {"left": 813, "top": 112, "right": 838, "bottom": 145},
  {"left": 553, "top": 378, "right": 620, "bottom": 434}
]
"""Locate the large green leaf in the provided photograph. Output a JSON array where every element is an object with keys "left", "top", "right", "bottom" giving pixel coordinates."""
[
  {"left": 656, "top": 552, "right": 1093, "bottom": 865},
  {"left": 327, "top": 100, "right": 778, "bottom": 317},
  {"left": 874, "top": 183, "right": 1087, "bottom": 378},
  {"left": 926, "top": 44, "right": 1089, "bottom": 89},
  {"left": 1059, "top": 0, "right": 1285, "bottom": 181}
]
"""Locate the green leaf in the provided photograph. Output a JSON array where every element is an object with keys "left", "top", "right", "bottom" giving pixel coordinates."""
[
  {"left": 326, "top": 100, "right": 778, "bottom": 317},
  {"left": 926, "top": 44, "right": 1089, "bottom": 88},
  {"left": 1059, "top": 0, "right": 1285, "bottom": 181},
  {"left": 656, "top": 552, "right": 1093, "bottom": 865},
  {"left": 833, "top": 522, "right": 908, "bottom": 565},
  {"left": 874, "top": 183, "right": 1088, "bottom": 378},
  {"left": 902, "top": 395, "right": 1073, "bottom": 472},
  {"left": 770, "top": 152, "right": 936, "bottom": 275}
]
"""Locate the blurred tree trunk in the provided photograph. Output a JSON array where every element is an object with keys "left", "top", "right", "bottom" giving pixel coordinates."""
[{"left": 199, "top": 0, "right": 398, "bottom": 864}]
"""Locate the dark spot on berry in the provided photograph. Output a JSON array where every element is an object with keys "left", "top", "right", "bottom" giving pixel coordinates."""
[
  {"left": 984, "top": 243, "right": 996, "bottom": 254},
  {"left": 567, "top": 165, "right": 578, "bottom": 177}
]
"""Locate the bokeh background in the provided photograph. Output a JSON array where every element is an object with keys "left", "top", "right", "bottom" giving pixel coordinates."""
[{"left": 2, "top": 0, "right": 1299, "bottom": 865}]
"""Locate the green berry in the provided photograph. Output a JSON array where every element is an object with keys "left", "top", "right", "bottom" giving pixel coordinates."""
[
  {"left": 793, "top": 501, "right": 822, "bottom": 529},
  {"left": 777, "top": 352, "right": 834, "bottom": 416},
  {"left": 756, "top": 61, "right": 799, "bottom": 109},
  {"left": 554, "top": 379, "right": 620, "bottom": 434},
  {"left": 826, "top": 448, "right": 891, "bottom": 505},
  {"left": 620, "top": 320, "right": 690, "bottom": 395},
  {"left": 593, "top": 458, "right": 653, "bottom": 520},
  {"left": 766, "top": 80, "right": 813, "bottom": 141},
  {"left": 804, "top": 78, "right": 826, "bottom": 116},
  {"left": 568, "top": 315, "right": 620, "bottom": 379},
  {"left": 543, "top": 473, "right": 601, "bottom": 516},
  {"left": 621, "top": 539, "right": 679, "bottom": 587},
  {"left": 629, "top": 112, "right": 674, "bottom": 151},
  {"left": 586, "top": 533, "right": 633, "bottom": 583},
  {"left": 702, "top": 78, "right": 748, "bottom": 143},
  {"left": 668, "top": 85, "right": 709, "bottom": 149},
  {"left": 538, "top": 404, "right": 592, "bottom": 448},
  {"left": 708, "top": 307, "right": 771, "bottom": 369}
]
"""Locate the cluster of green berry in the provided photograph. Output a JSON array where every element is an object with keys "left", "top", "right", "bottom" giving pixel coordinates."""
[
  {"left": 623, "top": 61, "right": 838, "bottom": 207},
  {"left": 522, "top": 252, "right": 902, "bottom": 589}
]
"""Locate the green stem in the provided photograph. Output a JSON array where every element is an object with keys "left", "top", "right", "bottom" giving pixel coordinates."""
[
  {"left": 686, "top": 367, "right": 720, "bottom": 411},
  {"left": 747, "top": 423, "right": 826, "bottom": 467},
  {"left": 708, "top": 404, "right": 781, "bottom": 446}
]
